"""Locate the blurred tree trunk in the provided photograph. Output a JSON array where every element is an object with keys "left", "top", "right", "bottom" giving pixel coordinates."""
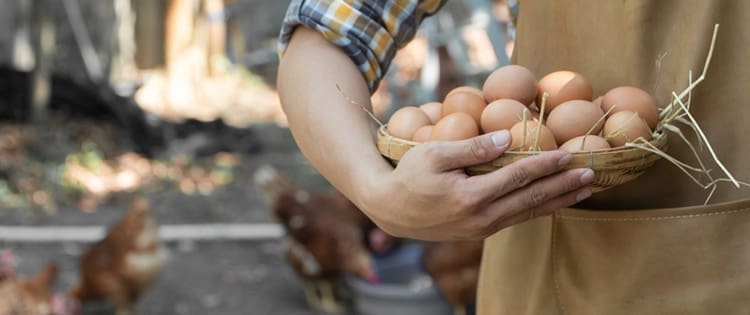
[
  {"left": 204, "top": 0, "right": 226, "bottom": 76},
  {"left": 133, "top": 0, "right": 165, "bottom": 69},
  {"left": 12, "top": 0, "right": 56, "bottom": 121},
  {"left": 110, "top": 0, "right": 138, "bottom": 86},
  {"left": 165, "top": 0, "right": 196, "bottom": 73},
  {"left": 30, "top": 0, "right": 55, "bottom": 121},
  {"left": 10, "top": 0, "right": 34, "bottom": 121},
  {"left": 165, "top": 0, "right": 227, "bottom": 76},
  {"left": 12, "top": 0, "right": 34, "bottom": 72}
]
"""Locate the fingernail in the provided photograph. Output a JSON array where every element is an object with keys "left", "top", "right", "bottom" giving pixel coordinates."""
[
  {"left": 576, "top": 189, "right": 592, "bottom": 202},
  {"left": 491, "top": 130, "right": 510, "bottom": 148},
  {"left": 557, "top": 153, "right": 572, "bottom": 168},
  {"left": 579, "top": 169, "right": 595, "bottom": 184}
]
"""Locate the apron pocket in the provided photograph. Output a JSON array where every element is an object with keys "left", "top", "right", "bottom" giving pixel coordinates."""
[{"left": 552, "top": 199, "right": 750, "bottom": 315}]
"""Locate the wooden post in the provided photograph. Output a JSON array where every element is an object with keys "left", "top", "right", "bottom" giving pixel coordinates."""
[
  {"left": 204, "top": 0, "right": 226, "bottom": 76},
  {"left": 11, "top": 0, "right": 56, "bottom": 121},
  {"left": 165, "top": 0, "right": 196, "bottom": 73},
  {"left": 30, "top": 0, "right": 56, "bottom": 121},
  {"left": 11, "top": 0, "right": 34, "bottom": 72},
  {"left": 110, "top": 0, "right": 139, "bottom": 85},
  {"left": 133, "top": 0, "right": 165, "bottom": 69}
]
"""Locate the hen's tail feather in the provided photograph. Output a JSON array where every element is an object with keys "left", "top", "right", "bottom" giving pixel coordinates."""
[{"left": 67, "top": 281, "right": 83, "bottom": 300}]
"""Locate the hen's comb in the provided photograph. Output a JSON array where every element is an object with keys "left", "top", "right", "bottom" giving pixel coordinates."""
[
  {"left": 253, "top": 165, "right": 293, "bottom": 203},
  {"left": 0, "top": 249, "right": 16, "bottom": 280}
]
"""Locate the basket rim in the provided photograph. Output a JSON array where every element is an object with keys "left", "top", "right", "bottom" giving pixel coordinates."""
[
  {"left": 376, "top": 125, "right": 668, "bottom": 191},
  {"left": 376, "top": 125, "right": 667, "bottom": 157}
]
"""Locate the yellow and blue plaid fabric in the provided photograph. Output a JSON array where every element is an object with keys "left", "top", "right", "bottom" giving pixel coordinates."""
[{"left": 279, "top": 0, "right": 446, "bottom": 92}]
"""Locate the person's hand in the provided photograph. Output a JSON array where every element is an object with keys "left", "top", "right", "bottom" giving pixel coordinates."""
[{"left": 361, "top": 130, "right": 594, "bottom": 240}]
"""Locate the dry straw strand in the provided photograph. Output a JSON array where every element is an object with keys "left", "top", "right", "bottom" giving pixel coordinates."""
[
  {"left": 660, "top": 24, "right": 719, "bottom": 126},
  {"left": 604, "top": 111, "right": 641, "bottom": 142},
  {"left": 577, "top": 104, "right": 617, "bottom": 151},
  {"left": 634, "top": 23, "right": 743, "bottom": 203},
  {"left": 661, "top": 124, "right": 710, "bottom": 173},
  {"left": 671, "top": 91, "right": 739, "bottom": 187},
  {"left": 335, "top": 83, "right": 385, "bottom": 127},
  {"left": 523, "top": 108, "right": 529, "bottom": 142},
  {"left": 534, "top": 92, "right": 549, "bottom": 151}
]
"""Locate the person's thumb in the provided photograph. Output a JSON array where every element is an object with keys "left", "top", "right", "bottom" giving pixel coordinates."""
[{"left": 427, "top": 130, "right": 511, "bottom": 171}]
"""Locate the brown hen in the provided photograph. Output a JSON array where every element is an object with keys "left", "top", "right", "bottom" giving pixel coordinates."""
[
  {"left": 0, "top": 262, "right": 58, "bottom": 315},
  {"left": 422, "top": 241, "right": 483, "bottom": 315},
  {"left": 254, "top": 165, "right": 387, "bottom": 313},
  {"left": 69, "top": 197, "right": 167, "bottom": 315}
]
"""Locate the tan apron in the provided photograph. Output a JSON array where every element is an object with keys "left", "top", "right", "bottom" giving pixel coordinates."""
[{"left": 478, "top": 1, "right": 750, "bottom": 313}]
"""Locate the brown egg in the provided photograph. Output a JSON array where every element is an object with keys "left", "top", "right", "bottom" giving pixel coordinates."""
[
  {"left": 537, "top": 71, "right": 593, "bottom": 113},
  {"left": 412, "top": 125, "right": 434, "bottom": 142},
  {"left": 419, "top": 102, "right": 442, "bottom": 124},
  {"left": 442, "top": 91, "right": 486, "bottom": 124},
  {"left": 509, "top": 120, "right": 557, "bottom": 151},
  {"left": 545, "top": 100, "right": 605, "bottom": 144},
  {"left": 603, "top": 110, "right": 653, "bottom": 147},
  {"left": 447, "top": 86, "right": 483, "bottom": 98},
  {"left": 559, "top": 135, "right": 611, "bottom": 152},
  {"left": 430, "top": 112, "right": 479, "bottom": 141},
  {"left": 480, "top": 99, "right": 530, "bottom": 133},
  {"left": 592, "top": 95, "right": 603, "bottom": 108},
  {"left": 482, "top": 65, "right": 538, "bottom": 105},
  {"left": 387, "top": 106, "right": 432, "bottom": 140},
  {"left": 601, "top": 86, "right": 659, "bottom": 130}
]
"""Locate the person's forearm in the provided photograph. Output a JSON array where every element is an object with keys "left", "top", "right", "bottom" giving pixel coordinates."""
[
  {"left": 277, "top": 27, "right": 391, "bottom": 210},
  {"left": 277, "top": 27, "right": 593, "bottom": 240}
]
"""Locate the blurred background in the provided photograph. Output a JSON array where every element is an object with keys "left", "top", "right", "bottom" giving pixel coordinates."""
[{"left": 0, "top": 0, "right": 515, "bottom": 314}]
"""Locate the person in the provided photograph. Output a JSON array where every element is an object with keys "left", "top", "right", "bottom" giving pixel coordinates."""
[{"left": 277, "top": 0, "right": 750, "bottom": 313}]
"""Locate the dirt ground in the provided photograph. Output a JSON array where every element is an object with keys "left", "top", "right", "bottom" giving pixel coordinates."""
[
  {"left": 0, "top": 117, "right": 335, "bottom": 315},
  {"left": 7, "top": 241, "right": 321, "bottom": 315}
]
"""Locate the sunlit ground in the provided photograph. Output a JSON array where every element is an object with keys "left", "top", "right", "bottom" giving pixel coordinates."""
[{"left": 0, "top": 114, "right": 243, "bottom": 214}]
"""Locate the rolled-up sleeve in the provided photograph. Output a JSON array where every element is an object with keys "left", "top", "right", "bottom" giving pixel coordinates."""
[{"left": 278, "top": 0, "right": 445, "bottom": 92}]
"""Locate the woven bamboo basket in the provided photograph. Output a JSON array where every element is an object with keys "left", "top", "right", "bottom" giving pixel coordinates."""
[{"left": 376, "top": 125, "right": 668, "bottom": 192}]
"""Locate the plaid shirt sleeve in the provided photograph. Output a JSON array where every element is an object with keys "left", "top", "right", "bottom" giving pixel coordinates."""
[{"left": 278, "top": 0, "right": 446, "bottom": 92}]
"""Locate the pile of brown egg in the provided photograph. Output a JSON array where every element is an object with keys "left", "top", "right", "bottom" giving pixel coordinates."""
[{"left": 386, "top": 65, "right": 659, "bottom": 152}]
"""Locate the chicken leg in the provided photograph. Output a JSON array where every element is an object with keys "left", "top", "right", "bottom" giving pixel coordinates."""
[
  {"left": 301, "top": 280, "right": 322, "bottom": 310},
  {"left": 300, "top": 278, "right": 343, "bottom": 314},
  {"left": 316, "top": 280, "right": 342, "bottom": 313}
]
